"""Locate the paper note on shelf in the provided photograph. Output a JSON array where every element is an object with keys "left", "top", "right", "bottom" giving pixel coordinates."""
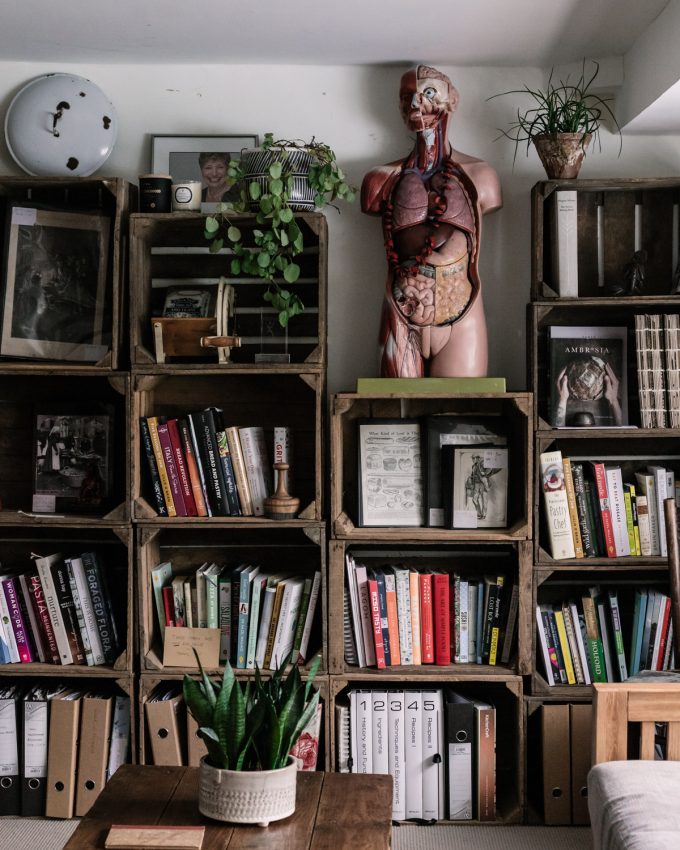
[{"left": 162, "top": 626, "right": 220, "bottom": 668}]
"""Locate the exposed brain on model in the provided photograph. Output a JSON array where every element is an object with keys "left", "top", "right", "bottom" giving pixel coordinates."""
[{"left": 361, "top": 65, "right": 503, "bottom": 378}]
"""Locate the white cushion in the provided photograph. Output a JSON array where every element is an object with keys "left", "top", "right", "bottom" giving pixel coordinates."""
[{"left": 588, "top": 761, "right": 680, "bottom": 850}]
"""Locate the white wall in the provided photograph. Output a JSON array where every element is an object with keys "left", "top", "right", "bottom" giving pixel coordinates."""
[{"left": 2, "top": 62, "right": 680, "bottom": 393}]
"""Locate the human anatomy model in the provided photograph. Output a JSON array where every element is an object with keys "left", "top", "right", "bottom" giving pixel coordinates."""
[{"left": 362, "top": 65, "right": 502, "bottom": 377}]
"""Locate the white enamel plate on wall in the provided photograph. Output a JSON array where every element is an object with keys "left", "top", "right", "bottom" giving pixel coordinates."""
[{"left": 4, "top": 73, "right": 118, "bottom": 176}]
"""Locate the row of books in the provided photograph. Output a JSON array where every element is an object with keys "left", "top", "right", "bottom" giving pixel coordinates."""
[
  {"left": 536, "top": 586, "right": 676, "bottom": 687},
  {"left": 540, "top": 450, "right": 678, "bottom": 560},
  {"left": 337, "top": 688, "right": 495, "bottom": 822},
  {"left": 145, "top": 682, "right": 321, "bottom": 770},
  {"left": 0, "top": 684, "right": 130, "bottom": 818},
  {"left": 345, "top": 556, "right": 518, "bottom": 669},
  {"left": 635, "top": 313, "right": 680, "bottom": 428},
  {"left": 151, "top": 561, "right": 321, "bottom": 669},
  {"left": 0, "top": 551, "right": 121, "bottom": 667},
  {"left": 141, "top": 409, "right": 291, "bottom": 517}
]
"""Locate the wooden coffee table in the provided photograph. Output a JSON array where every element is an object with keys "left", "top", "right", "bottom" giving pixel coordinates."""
[{"left": 64, "top": 765, "right": 393, "bottom": 850}]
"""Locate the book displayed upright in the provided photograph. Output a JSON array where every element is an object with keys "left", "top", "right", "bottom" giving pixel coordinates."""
[
  {"left": 551, "top": 189, "right": 579, "bottom": 297},
  {"left": 548, "top": 326, "right": 628, "bottom": 427},
  {"left": 539, "top": 451, "right": 575, "bottom": 560}
]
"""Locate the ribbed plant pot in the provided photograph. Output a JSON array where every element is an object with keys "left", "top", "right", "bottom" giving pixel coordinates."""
[
  {"left": 533, "top": 133, "right": 591, "bottom": 179},
  {"left": 241, "top": 146, "right": 316, "bottom": 210},
  {"left": 198, "top": 756, "right": 297, "bottom": 827}
]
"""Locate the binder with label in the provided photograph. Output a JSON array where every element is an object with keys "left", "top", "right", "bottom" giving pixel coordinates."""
[
  {"left": 404, "top": 689, "right": 423, "bottom": 820},
  {"left": 421, "top": 689, "right": 445, "bottom": 821},
  {"left": 387, "top": 690, "right": 405, "bottom": 821},
  {"left": 0, "top": 686, "right": 20, "bottom": 815},
  {"left": 540, "top": 703, "right": 571, "bottom": 825},
  {"left": 106, "top": 695, "right": 131, "bottom": 781},
  {"left": 570, "top": 703, "right": 592, "bottom": 824},
  {"left": 444, "top": 689, "right": 474, "bottom": 820},
  {"left": 144, "top": 685, "right": 185, "bottom": 766},
  {"left": 75, "top": 694, "right": 113, "bottom": 816},
  {"left": 45, "top": 688, "right": 81, "bottom": 819},
  {"left": 21, "top": 686, "right": 49, "bottom": 815}
]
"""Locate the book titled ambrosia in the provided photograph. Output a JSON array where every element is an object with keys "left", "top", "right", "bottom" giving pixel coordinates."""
[{"left": 548, "top": 326, "right": 628, "bottom": 427}]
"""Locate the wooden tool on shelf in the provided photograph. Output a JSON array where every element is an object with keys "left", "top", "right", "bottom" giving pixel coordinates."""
[{"left": 264, "top": 463, "right": 299, "bottom": 520}]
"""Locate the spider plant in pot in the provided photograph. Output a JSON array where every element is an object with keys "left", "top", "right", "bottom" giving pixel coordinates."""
[
  {"left": 204, "top": 133, "right": 356, "bottom": 328},
  {"left": 489, "top": 60, "right": 621, "bottom": 178},
  {"left": 183, "top": 651, "right": 320, "bottom": 826}
]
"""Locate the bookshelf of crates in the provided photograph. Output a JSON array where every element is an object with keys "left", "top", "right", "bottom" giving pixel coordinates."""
[
  {"left": 129, "top": 211, "right": 330, "bottom": 772},
  {"left": 527, "top": 177, "right": 680, "bottom": 824},
  {"left": 328, "top": 390, "right": 533, "bottom": 824},
  {"left": 0, "top": 176, "right": 137, "bottom": 819}
]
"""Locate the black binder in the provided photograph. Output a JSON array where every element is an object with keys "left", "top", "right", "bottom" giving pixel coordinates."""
[
  {"left": 21, "top": 687, "right": 48, "bottom": 816},
  {"left": 0, "top": 686, "right": 21, "bottom": 815}
]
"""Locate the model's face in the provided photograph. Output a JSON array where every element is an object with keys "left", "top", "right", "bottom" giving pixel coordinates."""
[
  {"left": 201, "top": 159, "right": 227, "bottom": 186},
  {"left": 400, "top": 76, "right": 452, "bottom": 132}
]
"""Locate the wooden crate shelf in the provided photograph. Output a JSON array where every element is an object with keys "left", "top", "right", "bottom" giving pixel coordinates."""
[
  {"left": 328, "top": 538, "right": 533, "bottom": 677},
  {"left": 533, "top": 431, "right": 680, "bottom": 566},
  {"left": 139, "top": 672, "right": 330, "bottom": 770},
  {"left": 0, "top": 177, "right": 136, "bottom": 371},
  {"left": 0, "top": 523, "right": 133, "bottom": 674},
  {"left": 531, "top": 178, "right": 680, "bottom": 301},
  {"left": 129, "top": 212, "right": 327, "bottom": 367},
  {"left": 530, "top": 565, "right": 671, "bottom": 698},
  {"left": 328, "top": 674, "right": 523, "bottom": 824},
  {"left": 0, "top": 372, "right": 130, "bottom": 523},
  {"left": 132, "top": 371, "right": 324, "bottom": 521},
  {"left": 330, "top": 393, "right": 532, "bottom": 541},
  {"left": 137, "top": 523, "right": 327, "bottom": 675},
  {"left": 527, "top": 300, "right": 680, "bottom": 430}
]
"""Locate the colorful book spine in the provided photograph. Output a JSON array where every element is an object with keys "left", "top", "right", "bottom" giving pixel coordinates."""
[
  {"left": 156, "top": 420, "right": 187, "bottom": 516},
  {"left": 146, "top": 416, "right": 176, "bottom": 517},
  {"left": 433, "top": 572, "right": 450, "bottom": 665},
  {"left": 28, "top": 574, "right": 60, "bottom": 664},
  {"left": 167, "top": 418, "right": 197, "bottom": 516},
  {"left": 367, "top": 577, "right": 386, "bottom": 669},
  {"left": 570, "top": 463, "right": 596, "bottom": 557},
  {"left": 539, "top": 451, "right": 575, "bottom": 560},
  {"left": 1, "top": 577, "right": 32, "bottom": 663},
  {"left": 139, "top": 417, "right": 168, "bottom": 516},
  {"left": 374, "top": 571, "right": 392, "bottom": 667},
  {"left": 419, "top": 572, "right": 434, "bottom": 664},
  {"left": 178, "top": 418, "right": 208, "bottom": 517},
  {"left": 562, "top": 458, "right": 584, "bottom": 558},
  {"left": 590, "top": 462, "right": 616, "bottom": 558},
  {"left": 81, "top": 552, "right": 118, "bottom": 665}
]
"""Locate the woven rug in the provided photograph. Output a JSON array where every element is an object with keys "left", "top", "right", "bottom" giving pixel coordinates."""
[
  {"left": 393, "top": 824, "right": 593, "bottom": 850},
  {"left": 0, "top": 817, "right": 79, "bottom": 850}
]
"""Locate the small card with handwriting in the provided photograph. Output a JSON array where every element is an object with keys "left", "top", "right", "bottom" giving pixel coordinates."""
[
  {"left": 105, "top": 825, "right": 205, "bottom": 850},
  {"left": 162, "top": 626, "right": 220, "bottom": 668}
]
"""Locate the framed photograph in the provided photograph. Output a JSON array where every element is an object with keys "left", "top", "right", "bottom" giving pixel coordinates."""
[
  {"left": 33, "top": 412, "right": 113, "bottom": 513},
  {"left": 1, "top": 205, "right": 110, "bottom": 362},
  {"left": 357, "top": 419, "right": 423, "bottom": 527},
  {"left": 548, "top": 325, "right": 628, "bottom": 427},
  {"left": 151, "top": 134, "right": 259, "bottom": 212},
  {"left": 451, "top": 446, "right": 508, "bottom": 529}
]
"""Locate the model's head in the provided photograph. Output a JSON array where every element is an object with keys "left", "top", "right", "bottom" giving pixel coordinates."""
[{"left": 399, "top": 65, "right": 459, "bottom": 133}]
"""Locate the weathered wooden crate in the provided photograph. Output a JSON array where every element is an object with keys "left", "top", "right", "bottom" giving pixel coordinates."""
[
  {"left": 531, "top": 178, "right": 680, "bottom": 300},
  {"left": 132, "top": 370, "right": 323, "bottom": 521},
  {"left": 328, "top": 674, "right": 524, "bottom": 824},
  {"left": 0, "top": 177, "right": 136, "bottom": 371},
  {"left": 328, "top": 538, "right": 532, "bottom": 677},
  {"left": 137, "top": 523, "right": 326, "bottom": 675},
  {"left": 129, "top": 212, "right": 327, "bottom": 368},
  {"left": 139, "top": 672, "right": 330, "bottom": 770},
  {"left": 530, "top": 565, "right": 670, "bottom": 698},
  {"left": 331, "top": 393, "right": 532, "bottom": 541},
  {"left": 0, "top": 371, "right": 129, "bottom": 522},
  {"left": 534, "top": 431, "right": 680, "bottom": 567}
]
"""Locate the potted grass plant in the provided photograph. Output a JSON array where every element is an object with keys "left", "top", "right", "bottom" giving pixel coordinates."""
[
  {"left": 183, "top": 652, "right": 320, "bottom": 826},
  {"left": 204, "top": 133, "right": 355, "bottom": 328},
  {"left": 490, "top": 60, "right": 621, "bottom": 178}
]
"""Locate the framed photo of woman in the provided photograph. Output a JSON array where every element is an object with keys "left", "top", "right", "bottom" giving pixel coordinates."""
[{"left": 151, "top": 134, "right": 258, "bottom": 212}]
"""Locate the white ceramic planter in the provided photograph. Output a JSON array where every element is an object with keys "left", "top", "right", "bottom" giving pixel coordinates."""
[
  {"left": 241, "top": 146, "right": 316, "bottom": 210},
  {"left": 198, "top": 756, "right": 297, "bottom": 827}
]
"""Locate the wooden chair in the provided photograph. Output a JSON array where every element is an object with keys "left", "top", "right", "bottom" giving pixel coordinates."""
[{"left": 592, "top": 681, "right": 680, "bottom": 763}]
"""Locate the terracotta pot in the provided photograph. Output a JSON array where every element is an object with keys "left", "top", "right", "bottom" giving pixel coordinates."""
[
  {"left": 532, "top": 133, "right": 592, "bottom": 179},
  {"left": 198, "top": 755, "right": 297, "bottom": 827}
]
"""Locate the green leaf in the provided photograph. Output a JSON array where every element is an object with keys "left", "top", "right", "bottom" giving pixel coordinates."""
[
  {"left": 270, "top": 178, "right": 284, "bottom": 196},
  {"left": 279, "top": 230, "right": 289, "bottom": 247},
  {"left": 283, "top": 263, "right": 300, "bottom": 283},
  {"left": 183, "top": 675, "right": 212, "bottom": 728},
  {"left": 269, "top": 161, "right": 283, "bottom": 179},
  {"left": 227, "top": 226, "right": 241, "bottom": 243},
  {"left": 205, "top": 216, "right": 219, "bottom": 234},
  {"left": 208, "top": 239, "right": 223, "bottom": 254},
  {"left": 279, "top": 207, "right": 293, "bottom": 223},
  {"left": 225, "top": 680, "right": 246, "bottom": 766},
  {"left": 257, "top": 251, "right": 271, "bottom": 269},
  {"left": 230, "top": 258, "right": 241, "bottom": 276},
  {"left": 249, "top": 181, "right": 262, "bottom": 200},
  {"left": 199, "top": 727, "right": 228, "bottom": 770}
]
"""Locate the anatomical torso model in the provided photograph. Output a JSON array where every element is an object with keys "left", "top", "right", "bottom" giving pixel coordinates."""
[{"left": 362, "top": 65, "right": 502, "bottom": 377}]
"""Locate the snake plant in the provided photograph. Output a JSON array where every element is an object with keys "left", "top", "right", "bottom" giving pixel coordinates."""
[{"left": 183, "top": 652, "right": 320, "bottom": 771}]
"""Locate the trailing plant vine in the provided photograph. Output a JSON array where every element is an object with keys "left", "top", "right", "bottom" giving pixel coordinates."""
[{"left": 204, "top": 133, "right": 356, "bottom": 327}]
